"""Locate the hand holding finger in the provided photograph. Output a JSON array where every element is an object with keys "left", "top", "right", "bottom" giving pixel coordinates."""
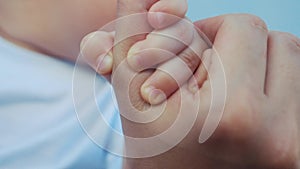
[
  {"left": 141, "top": 29, "right": 209, "bottom": 104},
  {"left": 127, "top": 18, "right": 194, "bottom": 71}
]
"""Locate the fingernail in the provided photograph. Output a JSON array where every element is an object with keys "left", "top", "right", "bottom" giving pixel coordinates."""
[
  {"left": 128, "top": 56, "right": 145, "bottom": 72},
  {"left": 127, "top": 54, "right": 139, "bottom": 67},
  {"left": 155, "top": 13, "right": 165, "bottom": 28},
  {"left": 189, "top": 80, "right": 199, "bottom": 94},
  {"left": 143, "top": 86, "right": 166, "bottom": 105},
  {"left": 128, "top": 43, "right": 141, "bottom": 58},
  {"left": 80, "top": 32, "right": 97, "bottom": 51},
  {"left": 97, "top": 55, "right": 111, "bottom": 73},
  {"left": 156, "top": 13, "right": 164, "bottom": 25},
  {"left": 80, "top": 36, "right": 89, "bottom": 52}
]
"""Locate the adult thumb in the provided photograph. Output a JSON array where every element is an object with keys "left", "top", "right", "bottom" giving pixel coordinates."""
[{"left": 113, "top": 0, "right": 157, "bottom": 67}]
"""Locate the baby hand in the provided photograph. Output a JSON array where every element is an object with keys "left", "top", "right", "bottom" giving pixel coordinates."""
[
  {"left": 127, "top": 18, "right": 209, "bottom": 105},
  {"left": 80, "top": 0, "right": 188, "bottom": 75},
  {"left": 80, "top": 0, "right": 209, "bottom": 104}
]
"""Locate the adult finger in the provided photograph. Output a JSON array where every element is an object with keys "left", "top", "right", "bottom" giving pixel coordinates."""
[
  {"left": 193, "top": 14, "right": 269, "bottom": 144},
  {"left": 195, "top": 14, "right": 269, "bottom": 94},
  {"left": 114, "top": 0, "right": 188, "bottom": 66},
  {"left": 265, "top": 31, "right": 300, "bottom": 98},
  {"left": 113, "top": 0, "right": 156, "bottom": 68}
]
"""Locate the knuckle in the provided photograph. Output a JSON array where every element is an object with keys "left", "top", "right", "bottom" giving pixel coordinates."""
[
  {"left": 224, "top": 14, "right": 268, "bottom": 32},
  {"left": 179, "top": 0, "right": 188, "bottom": 16},
  {"left": 173, "top": 20, "right": 194, "bottom": 44},
  {"left": 269, "top": 31, "right": 300, "bottom": 51},
  {"left": 242, "top": 14, "right": 267, "bottom": 31},
  {"left": 179, "top": 49, "right": 200, "bottom": 71}
]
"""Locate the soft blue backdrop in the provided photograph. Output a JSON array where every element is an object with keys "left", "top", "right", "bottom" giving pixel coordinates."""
[{"left": 187, "top": 0, "right": 300, "bottom": 37}]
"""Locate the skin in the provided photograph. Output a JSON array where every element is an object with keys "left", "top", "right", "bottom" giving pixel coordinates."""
[
  {"left": 0, "top": 0, "right": 117, "bottom": 61},
  {"left": 81, "top": 0, "right": 203, "bottom": 104},
  {"left": 1, "top": 0, "right": 300, "bottom": 168},
  {"left": 82, "top": 0, "right": 300, "bottom": 168}
]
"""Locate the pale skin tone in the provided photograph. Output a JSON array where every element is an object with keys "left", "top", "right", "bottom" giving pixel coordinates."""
[
  {"left": 1, "top": 0, "right": 300, "bottom": 168},
  {"left": 82, "top": 0, "right": 300, "bottom": 168},
  {"left": 0, "top": 0, "right": 117, "bottom": 61}
]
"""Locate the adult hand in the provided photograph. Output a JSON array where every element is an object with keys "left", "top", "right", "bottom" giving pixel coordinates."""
[
  {"left": 114, "top": 2, "right": 300, "bottom": 166},
  {"left": 81, "top": 0, "right": 206, "bottom": 105},
  {"left": 193, "top": 14, "right": 300, "bottom": 168}
]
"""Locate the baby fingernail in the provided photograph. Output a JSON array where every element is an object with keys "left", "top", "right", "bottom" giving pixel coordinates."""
[
  {"left": 128, "top": 43, "right": 141, "bottom": 58},
  {"left": 97, "top": 55, "right": 112, "bottom": 74},
  {"left": 143, "top": 86, "right": 166, "bottom": 105},
  {"left": 189, "top": 80, "right": 199, "bottom": 94},
  {"left": 128, "top": 54, "right": 146, "bottom": 72},
  {"left": 155, "top": 13, "right": 165, "bottom": 27}
]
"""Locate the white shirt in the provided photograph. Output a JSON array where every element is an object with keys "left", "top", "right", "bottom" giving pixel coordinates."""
[{"left": 0, "top": 36, "right": 123, "bottom": 169}]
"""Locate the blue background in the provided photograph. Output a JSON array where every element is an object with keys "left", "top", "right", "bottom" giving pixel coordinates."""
[{"left": 187, "top": 0, "right": 300, "bottom": 37}]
